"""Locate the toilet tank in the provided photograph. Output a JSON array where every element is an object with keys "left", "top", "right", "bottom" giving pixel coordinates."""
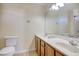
[{"left": 4, "top": 36, "right": 18, "bottom": 47}]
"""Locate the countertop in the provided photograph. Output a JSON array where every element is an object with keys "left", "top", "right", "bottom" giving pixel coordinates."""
[{"left": 35, "top": 34, "right": 79, "bottom": 56}]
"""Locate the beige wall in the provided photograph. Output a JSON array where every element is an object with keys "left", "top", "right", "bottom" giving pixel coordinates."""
[{"left": 0, "top": 4, "right": 45, "bottom": 52}]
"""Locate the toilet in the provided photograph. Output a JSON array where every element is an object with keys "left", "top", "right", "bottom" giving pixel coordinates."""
[{"left": 0, "top": 36, "right": 18, "bottom": 56}]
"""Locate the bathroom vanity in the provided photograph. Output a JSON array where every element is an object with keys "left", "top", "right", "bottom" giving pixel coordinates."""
[
  {"left": 35, "top": 35, "right": 65, "bottom": 56},
  {"left": 35, "top": 34, "right": 79, "bottom": 56}
]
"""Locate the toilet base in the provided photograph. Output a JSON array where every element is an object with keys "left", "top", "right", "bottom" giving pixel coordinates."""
[{"left": 0, "top": 47, "right": 15, "bottom": 56}]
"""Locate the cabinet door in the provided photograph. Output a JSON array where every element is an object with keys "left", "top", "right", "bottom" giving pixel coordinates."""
[
  {"left": 45, "top": 44, "right": 54, "bottom": 56},
  {"left": 41, "top": 40, "right": 45, "bottom": 56},
  {"left": 37, "top": 38, "right": 41, "bottom": 56},
  {"left": 55, "top": 50, "right": 64, "bottom": 56},
  {"left": 35, "top": 36, "right": 38, "bottom": 53},
  {"left": 41, "top": 45, "right": 45, "bottom": 56}
]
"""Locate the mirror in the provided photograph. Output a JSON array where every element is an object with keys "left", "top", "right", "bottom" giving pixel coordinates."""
[{"left": 45, "top": 3, "right": 79, "bottom": 36}]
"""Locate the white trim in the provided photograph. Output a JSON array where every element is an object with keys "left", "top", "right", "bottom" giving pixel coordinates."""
[{"left": 15, "top": 48, "right": 36, "bottom": 54}]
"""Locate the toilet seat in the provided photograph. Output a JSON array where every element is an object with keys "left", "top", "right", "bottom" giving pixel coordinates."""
[{"left": 0, "top": 47, "right": 15, "bottom": 54}]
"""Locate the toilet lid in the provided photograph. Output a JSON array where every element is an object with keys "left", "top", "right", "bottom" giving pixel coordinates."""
[{"left": 0, "top": 47, "right": 15, "bottom": 54}]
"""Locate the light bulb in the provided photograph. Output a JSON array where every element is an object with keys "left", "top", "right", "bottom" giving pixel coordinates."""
[
  {"left": 51, "top": 5, "right": 56, "bottom": 10},
  {"left": 51, "top": 5, "right": 59, "bottom": 10},
  {"left": 56, "top": 3, "right": 64, "bottom": 7}
]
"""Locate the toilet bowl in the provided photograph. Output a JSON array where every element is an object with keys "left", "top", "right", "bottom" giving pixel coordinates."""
[
  {"left": 0, "top": 36, "right": 18, "bottom": 56},
  {"left": 0, "top": 47, "right": 15, "bottom": 56}
]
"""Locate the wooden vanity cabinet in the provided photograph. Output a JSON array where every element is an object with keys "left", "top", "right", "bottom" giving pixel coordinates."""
[
  {"left": 35, "top": 36, "right": 65, "bottom": 56},
  {"left": 45, "top": 43, "right": 54, "bottom": 56}
]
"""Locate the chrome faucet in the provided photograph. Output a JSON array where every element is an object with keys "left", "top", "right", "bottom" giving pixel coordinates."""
[{"left": 69, "top": 40, "right": 78, "bottom": 46}]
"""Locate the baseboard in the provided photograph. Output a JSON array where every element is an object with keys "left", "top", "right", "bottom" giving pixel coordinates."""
[{"left": 15, "top": 48, "right": 36, "bottom": 54}]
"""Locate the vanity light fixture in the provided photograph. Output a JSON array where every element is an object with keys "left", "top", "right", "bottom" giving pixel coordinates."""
[
  {"left": 49, "top": 5, "right": 59, "bottom": 11},
  {"left": 49, "top": 3, "right": 64, "bottom": 11}
]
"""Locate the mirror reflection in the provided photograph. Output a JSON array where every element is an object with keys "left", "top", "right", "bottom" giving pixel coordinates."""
[{"left": 45, "top": 3, "right": 79, "bottom": 37}]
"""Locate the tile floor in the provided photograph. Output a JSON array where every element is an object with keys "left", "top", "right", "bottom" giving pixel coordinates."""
[{"left": 14, "top": 50, "right": 38, "bottom": 56}]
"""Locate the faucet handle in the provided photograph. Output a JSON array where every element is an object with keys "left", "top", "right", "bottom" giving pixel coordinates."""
[{"left": 69, "top": 40, "right": 78, "bottom": 46}]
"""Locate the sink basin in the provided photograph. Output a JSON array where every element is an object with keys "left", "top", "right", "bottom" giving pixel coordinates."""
[
  {"left": 56, "top": 42, "right": 79, "bottom": 53},
  {"left": 47, "top": 36, "right": 57, "bottom": 39},
  {"left": 47, "top": 36, "right": 56, "bottom": 39}
]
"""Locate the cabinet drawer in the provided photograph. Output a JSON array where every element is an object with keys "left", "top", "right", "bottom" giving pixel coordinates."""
[
  {"left": 41, "top": 40, "right": 45, "bottom": 47},
  {"left": 41, "top": 45, "right": 45, "bottom": 56}
]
